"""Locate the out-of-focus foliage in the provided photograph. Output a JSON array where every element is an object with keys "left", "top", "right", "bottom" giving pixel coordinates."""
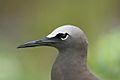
[
  {"left": 88, "top": 28, "right": 120, "bottom": 80},
  {"left": 0, "top": 0, "right": 120, "bottom": 80}
]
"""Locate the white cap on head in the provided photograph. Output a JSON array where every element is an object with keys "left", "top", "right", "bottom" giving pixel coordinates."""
[{"left": 47, "top": 25, "right": 84, "bottom": 38}]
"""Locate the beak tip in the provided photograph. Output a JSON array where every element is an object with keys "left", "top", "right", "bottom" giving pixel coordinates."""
[
  {"left": 16, "top": 45, "right": 23, "bottom": 49},
  {"left": 16, "top": 44, "right": 28, "bottom": 49}
]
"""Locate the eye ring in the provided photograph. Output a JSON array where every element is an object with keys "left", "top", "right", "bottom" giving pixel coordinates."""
[
  {"left": 55, "top": 33, "right": 69, "bottom": 40},
  {"left": 61, "top": 34, "right": 69, "bottom": 40}
]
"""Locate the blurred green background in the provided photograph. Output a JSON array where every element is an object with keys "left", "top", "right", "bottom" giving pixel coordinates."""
[{"left": 0, "top": 0, "right": 120, "bottom": 80}]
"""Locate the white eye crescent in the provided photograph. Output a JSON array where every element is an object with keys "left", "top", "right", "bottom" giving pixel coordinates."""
[{"left": 61, "top": 34, "right": 69, "bottom": 40}]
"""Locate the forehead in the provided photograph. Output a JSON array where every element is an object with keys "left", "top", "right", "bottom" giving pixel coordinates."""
[{"left": 47, "top": 25, "right": 82, "bottom": 38}]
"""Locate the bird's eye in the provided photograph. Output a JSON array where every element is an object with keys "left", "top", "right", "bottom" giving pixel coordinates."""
[{"left": 55, "top": 33, "right": 69, "bottom": 40}]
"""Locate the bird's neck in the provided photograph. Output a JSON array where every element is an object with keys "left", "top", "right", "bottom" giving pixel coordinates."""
[
  {"left": 51, "top": 48, "right": 90, "bottom": 80},
  {"left": 59, "top": 48, "right": 87, "bottom": 67}
]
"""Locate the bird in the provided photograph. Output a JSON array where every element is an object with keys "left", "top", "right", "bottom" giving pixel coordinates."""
[{"left": 17, "top": 25, "right": 98, "bottom": 80}]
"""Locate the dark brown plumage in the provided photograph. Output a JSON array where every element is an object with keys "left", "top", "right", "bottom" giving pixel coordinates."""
[{"left": 17, "top": 25, "right": 99, "bottom": 80}]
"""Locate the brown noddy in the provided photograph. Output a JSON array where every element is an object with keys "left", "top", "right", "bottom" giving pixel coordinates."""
[{"left": 17, "top": 25, "right": 99, "bottom": 80}]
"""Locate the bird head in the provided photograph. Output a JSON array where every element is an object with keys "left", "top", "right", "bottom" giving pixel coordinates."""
[{"left": 17, "top": 25, "right": 88, "bottom": 51}]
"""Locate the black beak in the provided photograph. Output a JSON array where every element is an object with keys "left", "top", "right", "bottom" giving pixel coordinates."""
[{"left": 17, "top": 37, "right": 56, "bottom": 48}]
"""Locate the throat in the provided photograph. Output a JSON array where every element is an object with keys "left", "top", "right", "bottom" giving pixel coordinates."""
[{"left": 51, "top": 49, "right": 88, "bottom": 80}]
